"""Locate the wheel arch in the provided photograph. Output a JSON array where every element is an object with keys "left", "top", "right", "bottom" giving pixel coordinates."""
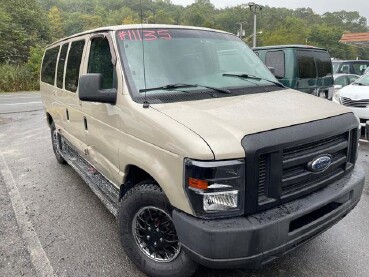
[
  {"left": 120, "top": 164, "right": 159, "bottom": 200},
  {"left": 46, "top": 112, "right": 53, "bottom": 127}
]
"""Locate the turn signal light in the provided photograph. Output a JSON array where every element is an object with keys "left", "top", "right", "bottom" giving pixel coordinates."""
[{"left": 188, "top": 177, "right": 208, "bottom": 190}]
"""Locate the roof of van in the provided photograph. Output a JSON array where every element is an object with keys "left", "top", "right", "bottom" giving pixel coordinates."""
[
  {"left": 47, "top": 24, "right": 233, "bottom": 48},
  {"left": 253, "top": 45, "right": 327, "bottom": 51}
]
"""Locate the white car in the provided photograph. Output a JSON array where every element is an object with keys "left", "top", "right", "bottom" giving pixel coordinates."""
[{"left": 333, "top": 74, "right": 369, "bottom": 131}]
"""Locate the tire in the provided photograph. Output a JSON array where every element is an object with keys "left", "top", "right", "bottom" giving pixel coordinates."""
[
  {"left": 50, "top": 122, "right": 67, "bottom": 164},
  {"left": 118, "top": 181, "right": 198, "bottom": 277}
]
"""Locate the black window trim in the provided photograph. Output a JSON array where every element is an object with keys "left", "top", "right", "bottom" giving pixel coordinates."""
[{"left": 56, "top": 42, "right": 70, "bottom": 90}]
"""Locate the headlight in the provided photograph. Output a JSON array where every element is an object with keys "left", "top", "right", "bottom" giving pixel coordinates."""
[{"left": 184, "top": 159, "right": 245, "bottom": 219}]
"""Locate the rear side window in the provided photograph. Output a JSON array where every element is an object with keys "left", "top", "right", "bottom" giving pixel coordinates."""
[
  {"left": 297, "top": 50, "right": 316, "bottom": 79},
  {"left": 315, "top": 51, "right": 332, "bottom": 77},
  {"left": 87, "top": 37, "right": 114, "bottom": 89},
  {"left": 352, "top": 63, "right": 369, "bottom": 75},
  {"left": 265, "top": 50, "right": 285, "bottom": 78},
  {"left": 41, "top": 47, "right": 59, "bottom": 85},
  {"left": 56, "top": 44, "right": 69, "bottom": 89},
  {"left": 65, "top": 40, "right": 85, "bottom": 92}
]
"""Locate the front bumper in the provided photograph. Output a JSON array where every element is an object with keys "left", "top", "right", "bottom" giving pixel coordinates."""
[{"left": 173, "top": 165, "right": 365, "bottom": 269}]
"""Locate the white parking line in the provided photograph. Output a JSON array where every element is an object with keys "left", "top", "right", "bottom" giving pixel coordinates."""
[
  {"left": 0, "top": 153, "right": 55, "bottom": 277},
  {"left": 0, "top": 96, "right": 40, "bottom": 100},
  {"left": 0, "top": 101, "right": 42, "bottom": 106},
  {"left": 359, "top": 139, "right": 368, "bottom": 143}
]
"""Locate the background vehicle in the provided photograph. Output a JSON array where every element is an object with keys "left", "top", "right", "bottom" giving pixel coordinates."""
[
  {"left": 333, "top": 73, "right": 360, "bottom": 94},
  {"left": 333, "top": 73, "right": 369, "bottom": 135},
  {"left": 253, "top": 45, "right": 334, "bottom": 99},
  {"left": 333, "top": 60, "right": 369, "bottom": 75}
]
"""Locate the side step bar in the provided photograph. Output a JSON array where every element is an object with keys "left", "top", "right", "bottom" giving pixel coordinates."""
[{"left": 59, "top": 137, "right": 119, "bottom": 217}]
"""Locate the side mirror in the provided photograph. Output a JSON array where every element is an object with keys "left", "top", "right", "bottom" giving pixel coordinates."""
[
  {"left": 334, "top": 85, "right": 343, "bottom": 90},
  {"left": 79, "top": 74, "right": 117, "bottom": 104}
]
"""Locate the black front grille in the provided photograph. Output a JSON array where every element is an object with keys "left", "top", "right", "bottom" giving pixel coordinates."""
[
  {"left": 258, "top": 154, "right": 268, "bottom": 200},
  {"left": 341, "top": 97, "right": 369, "bottom": 108},
  {"left": 242, "top": 113, "right": 359, "bottom": 215},
  {"left": 280, "top": 133, "right": 348, "bottom": 196},
  {"left": 256, "top": 129, "right": 357, "bottom": 205}
]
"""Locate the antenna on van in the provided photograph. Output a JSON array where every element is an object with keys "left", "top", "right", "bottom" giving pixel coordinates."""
[{"left": 140, "top": 0, "right": 149, "bottom": 109}]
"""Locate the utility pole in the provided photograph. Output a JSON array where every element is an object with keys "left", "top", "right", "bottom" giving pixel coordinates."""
[
  {"left": 244, "top": 2, "right": 263, "bottom": 48},
  {"left": 236, "top": 22, "right": 245, "bottom": 39}
]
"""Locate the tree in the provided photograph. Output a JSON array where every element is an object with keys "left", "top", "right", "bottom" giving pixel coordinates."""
[
  {"left": 261, "top": 17, "right": 310, "bottom": 46},
  {"left": 80, "top": 14, "right": 103, "bottom": 31},
  {"left": 0, "top": 0, "right": 50, "bottom": 63},
  {"left": 48, "top": 6, "right": 64, "bottom": 41}
]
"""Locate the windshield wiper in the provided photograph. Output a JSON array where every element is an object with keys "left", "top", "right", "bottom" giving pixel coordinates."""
[
  {"left": 222, "top": 73, "right": 286, "bottom": 88},
  {"left": 139, "top": 83, "right": 231, "bottom": 94}
]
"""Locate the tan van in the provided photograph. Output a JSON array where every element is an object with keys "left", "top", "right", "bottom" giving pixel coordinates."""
[{"left": 40, "top": 25, "right": 365, "bottom": 277}]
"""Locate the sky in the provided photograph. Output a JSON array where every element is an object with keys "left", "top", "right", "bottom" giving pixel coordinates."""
[{"left": 172, "top": 0, "right": 369, "bottom": 23}]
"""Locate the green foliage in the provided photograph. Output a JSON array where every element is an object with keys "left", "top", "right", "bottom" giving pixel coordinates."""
[
  {"left": 0, "top": 0, "right": 50, "bottom": 64},
  {"left": 1, "top": 0, "right": 369, "bottom": 92},
  {"left": 262, "top": 17, "right": 310, "bottom": 45},
  {"left": 48, "top": 6, "right": 64, "bottom": 41},
  {"left": 27, "top": 45, "right": 44, "bottom": 78},
  {"left": 0, "top": 64, "right": 39, "bottom": 92}
]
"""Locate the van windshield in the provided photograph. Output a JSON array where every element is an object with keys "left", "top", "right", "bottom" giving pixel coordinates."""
[{"left": 116, "top": 28, "right": 279, "bottom": 103}]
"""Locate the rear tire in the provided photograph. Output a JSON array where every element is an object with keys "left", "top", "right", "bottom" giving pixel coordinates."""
[
  {"left": 118, "top": 181, "right": 198, "bottom": 277},
  {"left": 50, "top": 122, "right": 67, "bottom": 164}
]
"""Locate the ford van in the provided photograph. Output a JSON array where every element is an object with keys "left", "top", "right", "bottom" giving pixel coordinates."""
[{"left": 40, "top": 25, "right": 365, "bottom": 277}]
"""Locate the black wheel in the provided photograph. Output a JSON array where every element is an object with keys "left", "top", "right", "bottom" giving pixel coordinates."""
[
  {"left": 50, "top": 122, "right": 67, "bottom": 164},
  {"left": 118, "top": 182, "right": 198, "bottom": 277}
]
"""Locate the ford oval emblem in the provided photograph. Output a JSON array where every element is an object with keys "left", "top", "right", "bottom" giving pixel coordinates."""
[{"left": 307, "top": 155, "right": 332, "bottom": 172}]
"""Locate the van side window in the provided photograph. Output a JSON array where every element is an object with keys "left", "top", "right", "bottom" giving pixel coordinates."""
[
  {"left": 56, "top": 44, "right": 69, "bottom": 89},
  {"left": 65, "top": 40, "right": 85, "bottom": 92},
  {"left": 315, "top": 51, "right": 332, "bottom": 77},
  {"left": 41, "top": 47, "right": 59, "bottom": 85},
  {"left": 265, "top": 51, "right": 285, "bottom": 78},
  {"left": 87, "top": 37, "right": 114, "bottom": 89},
  {"left": 297, "top": 50, "right": 316, "bottom": 79}
]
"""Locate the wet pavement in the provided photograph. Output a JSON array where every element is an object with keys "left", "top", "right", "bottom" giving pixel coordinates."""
[{"left": 0, "top": 92, "right": 369, "bottom": 277}]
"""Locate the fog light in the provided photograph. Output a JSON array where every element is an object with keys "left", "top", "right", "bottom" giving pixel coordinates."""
[{"left": 203, "top": 191, "right": 238, "bottom": 211}]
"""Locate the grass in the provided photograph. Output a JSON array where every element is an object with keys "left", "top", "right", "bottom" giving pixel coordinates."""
[{"left": 0, "top": 64, "right": 39, "bottom": 92}]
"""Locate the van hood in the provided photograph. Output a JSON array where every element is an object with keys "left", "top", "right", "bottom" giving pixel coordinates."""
[
  {"left": 339, "top": 84, "right": 369, "bottom": 100},
  {"left": 153, "top": 89, "right": 350, "bottom": 160}
]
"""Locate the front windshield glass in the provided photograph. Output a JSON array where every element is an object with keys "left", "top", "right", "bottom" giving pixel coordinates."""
[
  {"left": 353, "top": 74, "right": 369, "bottom": 86},
  {"left": 116, "top": 28, "right": 278, "bottom": 101}
]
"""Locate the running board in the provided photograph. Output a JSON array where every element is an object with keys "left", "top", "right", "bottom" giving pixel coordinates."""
[{"left": 59, "top": 137, "right": 119, "bottom": 217}]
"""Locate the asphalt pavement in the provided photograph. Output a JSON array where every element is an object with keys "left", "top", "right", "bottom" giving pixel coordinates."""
[
  {"left": 0, "top": 92, "right": 42, "bottom": 115},
  {"left": 1, "top": 92, "right": 369, "bottom": 277}
]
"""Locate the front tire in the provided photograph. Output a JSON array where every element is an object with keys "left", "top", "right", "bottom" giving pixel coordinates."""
[{"left": 118, "top": 182, "right": 198, "bottom": 277}]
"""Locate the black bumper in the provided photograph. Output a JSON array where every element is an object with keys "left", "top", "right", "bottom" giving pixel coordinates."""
[{"left": 173, "top": 165, "right": 365, "bottom": 269}]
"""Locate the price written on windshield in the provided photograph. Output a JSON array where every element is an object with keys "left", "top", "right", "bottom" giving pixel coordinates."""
[{"left": 118, "top": 30, "right": 172, "bottom": 41}]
